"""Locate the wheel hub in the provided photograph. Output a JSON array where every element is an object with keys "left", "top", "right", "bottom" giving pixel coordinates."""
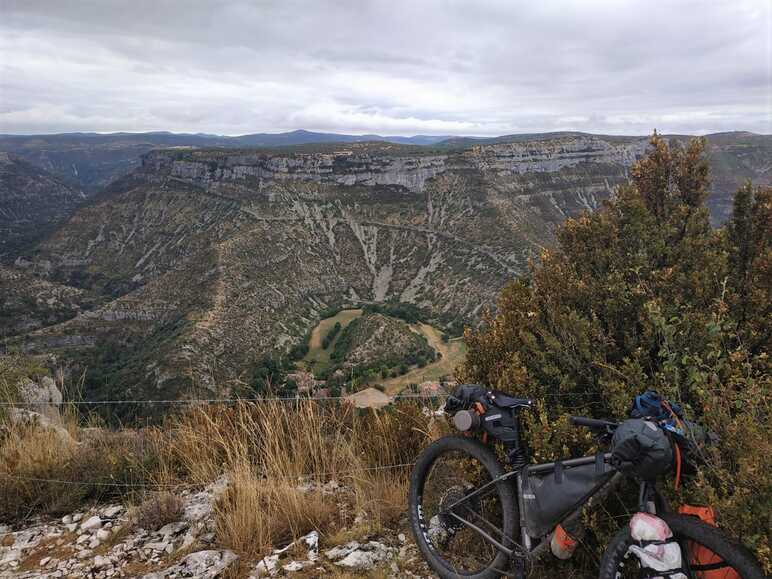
[{"left": 438, "top": 484, "right": 480, "bottom": 531}]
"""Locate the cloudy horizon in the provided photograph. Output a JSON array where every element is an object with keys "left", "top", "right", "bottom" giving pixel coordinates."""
[{"left": 1, "top": 0, "right": 770, "bottom": 137}]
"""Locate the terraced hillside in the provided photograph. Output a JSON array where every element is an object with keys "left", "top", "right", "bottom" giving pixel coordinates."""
[{"left": 2, "top": 132, "right": 769, "bottom": 403}]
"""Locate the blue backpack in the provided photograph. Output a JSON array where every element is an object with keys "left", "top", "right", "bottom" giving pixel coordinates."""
[{"left": 630, "top": 390, "right": 683, "bottom": 424}]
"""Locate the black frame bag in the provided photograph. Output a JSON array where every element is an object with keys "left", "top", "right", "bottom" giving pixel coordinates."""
[{"left": 522, "top": 455, "right": 613, "bottom": 538}]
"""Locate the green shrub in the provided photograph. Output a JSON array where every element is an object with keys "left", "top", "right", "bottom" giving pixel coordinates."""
[{"left": 321, "top": 322, "right": 342, "bottom": 349}]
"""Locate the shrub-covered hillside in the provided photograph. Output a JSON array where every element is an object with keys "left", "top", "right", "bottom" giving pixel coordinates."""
[
  {"left": 330, "top": 313, "right": 436, "bottom": 375},
  {"left": 461, "top": 134, "right": 771, "bottom": 570}
]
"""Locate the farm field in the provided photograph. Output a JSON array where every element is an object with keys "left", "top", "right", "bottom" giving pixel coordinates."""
[{"left": 301, "top": 309, "right": 363, "bottom": 374}]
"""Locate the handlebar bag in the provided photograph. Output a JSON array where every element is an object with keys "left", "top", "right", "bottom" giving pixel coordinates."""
[
  {"left": 522, "top": 456, "right": 613, "bottom": 538},
  {"left": 611, "top": 418, "right": 674, "bottom": 480}
]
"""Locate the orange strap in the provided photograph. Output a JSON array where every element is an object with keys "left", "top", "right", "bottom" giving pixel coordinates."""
[
  {"left": 661, "top": 400, "right": 683, "bottom": 491},
  {"left": 663, "top": 400, "right": 684, "bottom": 429}
]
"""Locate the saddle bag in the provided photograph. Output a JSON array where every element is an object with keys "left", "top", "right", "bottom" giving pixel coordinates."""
[
  {"left": 522, "top": 454, "right": 613, "bottom": 538},
  {"left": 445, "top": 384, "right": 521, "bottom": 444}
]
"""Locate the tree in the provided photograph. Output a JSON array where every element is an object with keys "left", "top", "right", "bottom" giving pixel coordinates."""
[
  {"left": 460, "top": 134, "right": 771, "bottom": 569},
  {"left": 727, "top": 182, "right": 771, "bottom": 348}
]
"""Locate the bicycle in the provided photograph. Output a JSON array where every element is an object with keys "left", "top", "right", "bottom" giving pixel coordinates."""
[{"left": 408, "top": 388, "right": 765, "bottom": 578}]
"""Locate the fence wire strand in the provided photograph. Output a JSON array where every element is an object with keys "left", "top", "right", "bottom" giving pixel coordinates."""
[
  {"left": 0, "top": 391, "right": 602, "bottom": 407},
  {"left": 0, "top": 462, "right": 419, "bottom": 490}
]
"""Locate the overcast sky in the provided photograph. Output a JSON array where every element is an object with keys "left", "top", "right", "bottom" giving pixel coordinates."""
[{"left": 0, "top": 0, "right": 769, "bottom": 136}]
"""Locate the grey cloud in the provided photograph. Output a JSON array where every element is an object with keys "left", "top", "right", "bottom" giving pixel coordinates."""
[{"left": 0, "top": 0, "right": 769, "bottom": 136}]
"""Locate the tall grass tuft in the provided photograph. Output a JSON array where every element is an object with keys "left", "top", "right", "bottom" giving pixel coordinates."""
[{"left": 161, "top": 400, "right": 434, "bottom": 557}]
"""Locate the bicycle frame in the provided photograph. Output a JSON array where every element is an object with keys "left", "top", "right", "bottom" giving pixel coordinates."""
[
  {"left": 437, "top": 408, "right": 669, "bottom": 566},
  {"left": 441, "top": 454, "right": 668, "bottom": 565}
]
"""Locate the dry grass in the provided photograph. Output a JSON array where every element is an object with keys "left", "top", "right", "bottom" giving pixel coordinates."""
[
  {"left": 0, "top": 421, "right": 164, "bottom": 521},
  {"left": 131, "top": 491, "right": 183, "bottom": 532},
  {"left": 215, "top": 466, "right": 338, "bottom": 559},
  {"left": 351, "top": 472, "right": 409, "bottom": 531},
  {"left": 162, "top": 400, "right": 433, "bottom": 558},
  {"left": 0, "top": 392, "right": 439, "bottom": 563}
]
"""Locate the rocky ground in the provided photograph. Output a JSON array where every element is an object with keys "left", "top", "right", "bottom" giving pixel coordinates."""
[{"left": 0, "top": 476, "right": 433, "bottom": 578}]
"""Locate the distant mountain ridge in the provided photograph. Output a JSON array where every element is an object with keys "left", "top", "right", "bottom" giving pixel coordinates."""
[
  {"left": 1, "top": 128, "right": 767, "bottom": 191},
  {"left": 0, "top": 129, "right": 453, "bottom": 152},
  {"left": 0, "top": 130, "right": 769, "bottom": 264},
  {"left": 0, "top": 130, "right": 452, "bottom": 191}
]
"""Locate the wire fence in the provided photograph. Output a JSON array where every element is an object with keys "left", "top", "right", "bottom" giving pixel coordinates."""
[
  {"left": 0, "top": 462, "right": 419, "bottom": 490},
  {"left": 0, "top": 393, "right": 447, "bottom": 407},
  {"left": 0, "top": 390, "right": 602, "bottom": 407},
  {"left": 0, "top": 391, "right": 608, "bottom": 490}
]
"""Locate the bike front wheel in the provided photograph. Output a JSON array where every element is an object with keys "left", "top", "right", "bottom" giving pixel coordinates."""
[
  {"left": 408, "top": 435, "right": 519, "bottom": 579},
  {"left": 599, "top": 512, "right": 765, "bottom": 579}
]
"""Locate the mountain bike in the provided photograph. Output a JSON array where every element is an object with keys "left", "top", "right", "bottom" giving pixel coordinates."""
[{"left": 408, "top": 389, "right": 765, "bottom": 578}]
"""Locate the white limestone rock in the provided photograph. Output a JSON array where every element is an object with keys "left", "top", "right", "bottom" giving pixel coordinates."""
[
  {"left": 142, "top": 549, "right": 238, "bottom": 579},
  {"left": 102, "top": 506, "right": 123, "bottom": 518},
  {"left": 18, "top": 375, "right": 63, "bottom": 424},
  {"left": 326, "top": 540, "right": 395, "bottom": 570},
  {"left": 80, "top": 516, "right": 102, "bottom": 532},
  {"left": 252, "top": 554, "right": 279, "bottom": 577}
]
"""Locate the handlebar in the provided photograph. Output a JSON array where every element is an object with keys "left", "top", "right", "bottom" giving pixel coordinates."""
[{"left": 570, "top": 416, "right": 619, "bottom": 431}]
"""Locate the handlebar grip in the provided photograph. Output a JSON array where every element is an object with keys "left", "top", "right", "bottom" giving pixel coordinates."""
[{"left": 570, "top": 416, "right": 618, "bottom": 430}]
